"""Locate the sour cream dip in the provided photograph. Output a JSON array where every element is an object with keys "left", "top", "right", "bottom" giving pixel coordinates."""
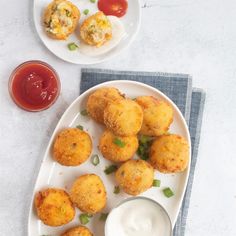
[{"left": 105, "top": 197, "right": 172, "bottom": 236}]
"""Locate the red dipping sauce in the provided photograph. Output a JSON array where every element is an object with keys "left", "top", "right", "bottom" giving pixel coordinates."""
[
  {"left": 9, "top": 61, "right": 60, "bottom": 112},
  {"left": 98, "top": 0, "right": 128, "bottom": 18}
]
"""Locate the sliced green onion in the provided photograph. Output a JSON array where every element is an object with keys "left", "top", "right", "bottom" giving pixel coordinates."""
[
  {"left": 104, "top": 165, "right": 118, "bottom": 175},
  {"left": 99, "top": 213, "right": 108, "bottom": 221},
  {"left": 91, "top": 154, "right": 100, "bottom": 166},
  {"left": 83, "top": 9, "right": 89, "bottom": 15},
  {"left": 68, "top": 42, "right": 78, "bottom": 51},
  {"left": 113, "top": 138, "right": 126, "bottom": 148},
  {"left": 76, "top": 125, "right": 83, "bottom": 130},
  {"left": 80, "top": 109, "right": 88, "bottom": 116},
  {"left": 90, "top": 0, "right": 96, "bottom": 3},
  {"left": 140, "top": 135, "right": 152, "bottom": 144},
  {"left": 79, "top": 213, "right": 91, "bottom": 225},
  {"left": 65, "top": 9, "right": 71, "bottom": 17},
  {"left": 163, "top": 187, "right": 174, "bottom": 198},
  {"left": 113, "top": 186, "right": 120, "bottom": 194},
  {"left": 153, "top": 179, "right": 161, "bottom": 187}
]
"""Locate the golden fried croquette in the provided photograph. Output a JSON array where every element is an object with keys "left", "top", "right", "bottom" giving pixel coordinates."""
[
  {"left": 99, "top": 129, "right": 138, "bottom": 162},
  {"left": 44, "top": 0, "right": 80, "bottom": 40},
  {"left": 104, "top": 99, "right": 143, "bottom": 136},
  {"left": 115, "top": 160, "right": 154, "bottom": 196},
  {"left": 70, "top": 174, "right": 107, "bottom": 214},
  {"left": 61, "top": 226, "right": 93, "bottom": 236},
  {"left": 86, "top": 87, "right": 124, "bottom": 124},
  {"left": 150, "top": 134, "right": 189, "bottom": 173},
  {"left": 80, "top": 11, "right": 112, "bottom": 47},
  {"left": 34, "top": 188, "right": 75, "bottom": 226},
  {"left": 53, "top": 128, "right": 92, "bottom": 166},
  {"left": 135, "top": 96, "right": 174, "bottom": 136}
]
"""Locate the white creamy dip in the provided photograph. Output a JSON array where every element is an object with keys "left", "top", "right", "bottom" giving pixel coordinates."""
[{"left": 105, "top": 198, "right": 172, "bottom": 236}]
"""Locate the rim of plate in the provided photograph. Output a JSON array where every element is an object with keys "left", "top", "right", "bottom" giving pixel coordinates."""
[
  {"left": 33, "top": 0, "right": 141, "bottom": 65},
  {"left": 27, "top": 80, "right": 191, "bottom": 234}
]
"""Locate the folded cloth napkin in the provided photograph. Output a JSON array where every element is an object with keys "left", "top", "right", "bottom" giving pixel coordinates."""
[{"left": 80, "top": 68, "right": 205, "bottom": 236}]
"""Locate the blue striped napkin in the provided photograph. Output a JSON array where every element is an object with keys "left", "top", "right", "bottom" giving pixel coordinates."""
[{"left": 80, "top": 68, "right": 205, "bottom": 236}]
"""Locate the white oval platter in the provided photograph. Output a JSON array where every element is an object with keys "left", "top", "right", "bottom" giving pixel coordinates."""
[{"left": 28, "top": 80, "right": 191, "bottom": 236}]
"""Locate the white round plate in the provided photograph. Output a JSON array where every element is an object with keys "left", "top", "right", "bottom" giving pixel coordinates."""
[
  {"left": 33, "top": 0, "right": 141, "bottom": 64},
  {"left": 28, "top": 80, "right": 191, "bottom": 236}
]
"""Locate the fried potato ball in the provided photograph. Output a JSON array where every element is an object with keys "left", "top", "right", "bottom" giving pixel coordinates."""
[
  {"left": 104, "top": 99, "right": 143, "bottom": 136},
  {"left": 86, "top": 87, "right": 124, "bottom": 124},
  {"left": 115, "top": 160, "right": 154, "bottom": 196},
  {"left": 44, "top": 0, "right": 80, "bottom": 40},
  {"left": 99, "top": 129, "right": 138, "bottom": 162},
  {"left": 150, "top": 134, "right": 189, "bottom": 173},
  {"left": 34, "top": 188, "right": 75, "bottom": 226},
  {"left": 80, "top": 11, "right": 112, "bottom": 47},
  {"left": 61, "top": 226, "right": 93, "bottom": 236},
  {"left": 70, "top": 174, "right": 107, "bottom": 214},
  {"left": 53, "top": 128, "right": 92, "bottom": 166},
  {"left": 135, "top": 96, "right": 174, "bottom": 136}
]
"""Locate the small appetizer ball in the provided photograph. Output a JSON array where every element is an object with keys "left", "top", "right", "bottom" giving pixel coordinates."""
[
  {"left": 44, "top": 0, "right": 80, "bottom": 40},
  {"left": 70, "top": 174, "right": 107, "bottom": 214},
  {"left": 135, "top": 96, "right": 174, "bottom": 136},
  {"left": 61, "top": 226, "right": 93, "bottom": 236},
  {"left": 104, "top": 99, "right": 143, "bottom": 136},
  {"left": 53, "top": 128, "right": 92, "bottom": 166},
  {"left": 150, "top": 134, "right": 189, "bottom": 173},
  {"left": 80, "top": 11, "right": 112, "bottom": 47},
  {"left": 86, "top": 87, "right": 124, "bottom": 124},
  {"left": 34, "top": 188, "right": 75, "bottom": 226},
  {"left": 99, "top": 130, "right": 138, "bottom": 162},
  {"left": 115, "top": 160, "right": 154, "bottom": 196}
]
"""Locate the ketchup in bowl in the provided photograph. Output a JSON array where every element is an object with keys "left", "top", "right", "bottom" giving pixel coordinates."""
[
  {"left": 9, "top": 61, "right": 60, "bottom": 112},
  {"left": 98, "top": 0, "right": 128, "bottom": 18}
]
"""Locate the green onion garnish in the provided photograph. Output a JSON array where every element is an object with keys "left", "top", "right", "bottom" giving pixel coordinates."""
[
  {"left": 76, "top": 125, "right": 83, "bottom": 130},
  {"left": 153, "top": 179, "right": 161, "bottom": 187},
  {"left": 79, "top": 213, "right": 92, "bottom": 224},
  {"left": 65, "top": 9, "right": 71, "bottom": 17},
  {"left": 104, "top": 165, "right": 118, "bottom": 175},
  {"left": 80, "top": 109, "right": 88, "bottom": 116},
  {"left": 137, "top": 135, "right": 153, "bottom": 160},
  {"left": 83, "top": 9, "right": 89, "bottom": 15},
  {"left": 99, "top": 213, "right": 108, "bottom": 221},
  {"left": 91, "top": 154, "right": 100, "bottom": 166},
  {"left": 140, "top": 135, "right": 152, "bottom": 144},
  {"left": 113, "top": 186, "right": 120, "bottom": 194},
  {"left": 90, "top": 0, "right": 96, "bottom": 3},
  {"left": 68, "top": 42, "right": 78, "bottom": 51},
  {"left": 163, "top": 187, "right": 174, "bottom": 198},
  {"left": 113, "top": 138, "right": 126, "bottom": 148}
]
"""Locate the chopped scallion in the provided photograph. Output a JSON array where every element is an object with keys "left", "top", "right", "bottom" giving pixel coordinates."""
[
  {"left": 83, "top": 9, "right": 89, "bottom": 15},
  {"left": 79, "top": 213, "right": 92, "bottom": 225},
  {"left": 91, "top": 154, "right": 100, "bottom": 166},
  {"left": 113, "top": 138, "right": 125, "bottom": 148},
  {"left": 68, "top": 42, "right": 78, "bottom": 51},
  {"left": 80, "top": 109, "right": 88, "bottom": 116},
  {"left": 153, "top": 179, "right": 161, "bottom": 187},
  {"left": 113, "top": 186, "right": 120, "bottom": 194},
  {"left": 104, "top": 165, "right": 118, "bottom": 175},
  {"left": 99, "top": 213, "right": 108, "bottom": 221},
  {"left": 76, "top": 125, "right": 83, "bottom": 130},
  {"left": 163, "top": 187, "right": 174, "bottom": 198}
]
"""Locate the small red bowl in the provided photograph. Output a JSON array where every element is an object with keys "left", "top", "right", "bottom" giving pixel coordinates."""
[{"left": 9, "top": 60, "right": 61, "bottom": 112}]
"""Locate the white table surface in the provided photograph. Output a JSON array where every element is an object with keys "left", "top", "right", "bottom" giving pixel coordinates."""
[{"left": 1, "top": 0, "right": 236, "bottom": 235}]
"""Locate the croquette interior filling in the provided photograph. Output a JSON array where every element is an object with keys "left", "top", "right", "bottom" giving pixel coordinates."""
[{"left": 45, "top": 2, "right": 74, "bottom": 34}]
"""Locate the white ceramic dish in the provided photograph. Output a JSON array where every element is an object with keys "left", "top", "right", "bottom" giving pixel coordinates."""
[
  {"left": 33, "top": 0, "right": 141, "bottom": 64},
  {"left": 28, "top": 80, "right": 191, "bottom": 236}
]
